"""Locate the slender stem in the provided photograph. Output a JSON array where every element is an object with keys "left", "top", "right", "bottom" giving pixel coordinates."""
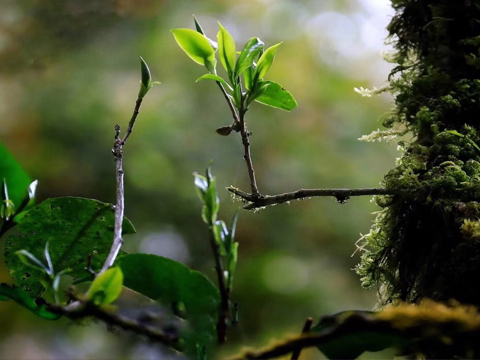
[
  {"left": 48, "top": 298, "right": 178, "bottom": 349},
  {"left": 122, "top": 98, "right": 143, "bottom": 144},
  {"left": 291, "top": 317, "right": 313, "bottom": 360},
  {"left": 228, "top": 186, "right": 394, "bottom": 210},
  {"left": 216, "top": 82, "right": 240, "bottom": 126},
  {"left": 209, "top": 226, "right": 230, "bottom": 343},
  {"left": 239, "top": 107, "right": 260, "bottom": 197}
]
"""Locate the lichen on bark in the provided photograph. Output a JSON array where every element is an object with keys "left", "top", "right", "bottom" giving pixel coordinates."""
[{"left": 357, "top": 0, "right": 480, "bottom": 306}]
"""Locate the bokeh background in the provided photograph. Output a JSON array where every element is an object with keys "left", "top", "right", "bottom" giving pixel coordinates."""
[{"left": 0, "top": 0, "right": 399, "bottom": 359}]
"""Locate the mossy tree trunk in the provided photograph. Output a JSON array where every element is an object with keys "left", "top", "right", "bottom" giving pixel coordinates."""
[{"left": 357, "top": 0, "right": 480, "bottom": 306}]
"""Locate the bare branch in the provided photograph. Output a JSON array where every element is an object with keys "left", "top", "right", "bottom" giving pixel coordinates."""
[
  {"left": 238, "top": 108, "right": 260, "bottom": 197},
  {"left": 228, "top": 186, "right": 394, "bottom": 210}
]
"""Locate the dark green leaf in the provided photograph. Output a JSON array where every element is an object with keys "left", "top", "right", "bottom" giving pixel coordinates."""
[
  {"left": 138, "top": 57, "right": 153, "bottom": 99},
  {"left": 255, "top": 81, "right": 298, "bottom": 111},
  {"left": 217, "top": 22, "right": 236, "bottom": 77},
  {"left": 5, "top": 197, "right": 135, "bottom": 297},
  {"left": 255, "top": 42, "right": 282, "bottom": 80},
  {"left": 234, "top": 37, "right": 264, "bottom": 79},
  {"left": 171, "top": 28, "right": 217, "bottom": 73},
  {"left": 0, "top": 143, "right": 31, "bottom": 207},
  {"left": 88, "top": 267, "right": 123, "bottom": 306},
  {"left": 0, "top": 283, "right": 61, "bottom": 320},
  {"left": 196, "top": 74, "right": 233, "bottom": 92},
  {"left": 117, "top": 254, "right": 220, "bottom": 354}
]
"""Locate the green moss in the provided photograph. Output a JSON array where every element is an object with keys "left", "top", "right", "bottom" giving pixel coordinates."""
[{"left": 358, "top": 0, "right": 480, "bottom": 307}]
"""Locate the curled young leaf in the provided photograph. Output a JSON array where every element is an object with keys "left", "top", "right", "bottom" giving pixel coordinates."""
[
  {"left": 196, "top": 74, "right": 233, "bottom": 92},
  {"left": 235, "top": 37, "right": 264, "bottom": 79},
  {"left": 255, "top": 42, "right": 282, "bottom": 81}
]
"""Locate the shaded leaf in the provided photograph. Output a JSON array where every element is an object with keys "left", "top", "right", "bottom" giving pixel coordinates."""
[
  {"left": 138, "top": 57, "right": 153, "bottom": 99},
  {"left": 117, "top": 254, "right": 220, "bottom": 354},
  {"left": 15, "top": 250, "right": 50, "bottom": 275},
  {"left": 0, "top": 143, "right": 31, "bottom": 207},
  {"left": 217, "top": 22, "right": 236, "bottom": 77},
  {"left": 88, "top": 267, "right": 123, "bottom": 306},
  {"left": 0, "top": 283, "right": 61, "bottom": 320},
  {"left": 234, "top": 37, "right": 264, "bottom": 79},
  {"left": 255, "top": 81, "right": 298, "bottom": 111},
  {"left": 171, "top": 28, "right": 217, "bottom": 73},
  {"left": 5, "top": 197, "right": 135, "bottom": 297}
]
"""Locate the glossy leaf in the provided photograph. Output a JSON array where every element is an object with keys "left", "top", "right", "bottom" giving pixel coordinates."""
[
  {"left": 255, "top": 42, "right": 282, "bottom": 80},
  {"left": 244, "top": 65, "right": 255, "bottom": 90},
  {"left": 196, "top": 74, "right": 233, "bottom": 91},
  {"left": 171, "top": 29, "right": 216, "bottom": 73},
  {"left": 138, "top": 57, "right": 153, "bottom": 99},
  {"left": 217, "top": 22, "right": 236, "bottom": 77},
  {"left": 88, "top": 267, "right": 123, "bottom": 306},
  {"left": 0, "top": 283, "right": 61, "bottom": 320},
  {"left": 255, "top": 81, "right": 298, "bottom": 111},
  {"left": 117, "top": 254, "right": 220, "bottom": 354},
  {"left": 0, "top": 143, "right": 31, "bottom": 207},
  {"left": 235, "top": 37, "right": 264, "bottom": 78},
  {"left": 5, "top": 197, "right": 135, "bottom": 297}
]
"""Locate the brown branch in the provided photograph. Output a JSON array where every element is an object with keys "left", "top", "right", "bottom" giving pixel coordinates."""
[
  {"left": 228, "top": 186, "right": 394, "bottom": 210},
  {"left": 122, "top": 98, "right": 143, "bottom": 144},
  {"left": 48, "top": 299, "right": 179, "bottom": 349},
  {"left": 291, "top": 317, "right": 313, "bottom": 360},
  {"left": 238, "top": 107, "right": 260, "bottom": 197}
]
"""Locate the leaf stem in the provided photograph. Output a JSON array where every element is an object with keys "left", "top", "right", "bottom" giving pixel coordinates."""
[
  {"left": 239, "top": 104, "right": 260, "bottom": 197},
  {"left": 228, "top": 187, "right": 394, "bottom": 210},
  {"left": 216, "top": 81, "right": 240, "bottom": 127}
]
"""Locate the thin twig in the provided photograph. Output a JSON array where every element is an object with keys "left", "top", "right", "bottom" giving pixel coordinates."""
[
  {"left": 291, "top": 317, "right": 313, "bottom": 360},
  {"left": 238, "top": 107, "right": 260, "bottom": 197},
  {"left": 228, "top": 186, "right": 394, "bottom": 210},
  {"left": 101, "top": 96, "right": 144, "bottom": 273},
  {"left": 48, "top": 299, "right": 179, "bottom": 349}
]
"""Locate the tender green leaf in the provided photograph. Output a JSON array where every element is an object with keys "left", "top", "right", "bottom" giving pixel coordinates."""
[
  {"left": 171, "top": 28, "right": 217, "bottom": 73},
  {"left": 44, "top": 242, "right": 54, "bottom": 275},
  {"left": 227, "top": 242, "right": 239, "bottom": 290},
  {"left": 244, "top": 65, "right": 255, "bottom": 90},
  {"left": 88, "top": 267, "right": 123, "bottom": 306},
  {"left": 5, "top": 197, "right": 135, "bottom": 297},
  {"left": 138, "top": 57, "right": 153, "bottom": 99},
  {"left": 204, "top": 177, "right": 219, "bottom": 223},
  {"left": 255, "top": 81, "right": 298, "bottom": 111},
  {"left": 224, "top": 211, "right": 239, "bottom": 253},
  {"left": 0, "top": 283, "right": 61, "bottom": 320},
  {"left": 117, "top": 254, "right": 220, "bottom": 354},
  {"left": 193, "top": 173, "right": 208, "bottom": 201},
  {"left": 193, "top": 15, "right": 218, "bottom": 51},
  {"left": 217, "top": 22, "right": 236, "bottom": 77},
  {"left": 15, "top": 250, "right": 50, "bottom": 275},
  {"left": 196, "top": 74, "right": 233, "bottom": 91},
  {"left": 0, "top": 143, "right": 31, "bottom": 207},
  {"left": 235, "top": 37, "right": 264, "bottom": 78},
  {"left": 255, "top": 42, "right": 282, "bottom": 80},
  {"left": 1, "top": 179, "right": 15, "bottom": 221},
  {"left": 213, "top": 220, "right": 228, "bottom": 255}
]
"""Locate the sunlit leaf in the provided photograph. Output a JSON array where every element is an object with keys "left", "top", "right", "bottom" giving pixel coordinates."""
[
  {"left": 171, "top": 28, "right": 217, "bottom": 73},
  {"left": 5, "top": 197, "right": 135, "bottom": 297},
  {"left": 117, "top": 254, "right": 220, "bottom": 354},
  {"left": 88, "top": 267, "right": 123, "bottom": 306},
  {"left": 235, "top": 37, "right": 264, "bottom": 79},
  {"left": 255, "top": 81, "right": 298, "bottom": 111},
  {"left": 255, "top": 42, "right": 282, "bottom": 80},
  {"left": 217, "top": 22, "right": 236, "bottom": 77},
  {"left": 196, "top": 74, "right": 233, "bottom": 91},
  {"left": 193, "top": 15, "right": 218, "bottom": 51}
]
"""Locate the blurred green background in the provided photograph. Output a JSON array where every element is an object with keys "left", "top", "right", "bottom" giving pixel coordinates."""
[{"left": 0, "top": 0, "right": 398, "bottom": 359}]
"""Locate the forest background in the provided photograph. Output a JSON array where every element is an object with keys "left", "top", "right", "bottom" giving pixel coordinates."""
[{"left": 0, "top": 0, "right": 397, "bottom": 359}]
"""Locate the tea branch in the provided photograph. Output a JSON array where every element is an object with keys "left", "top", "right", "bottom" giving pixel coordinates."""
[{"left": 228, "top": 187, "right": 394, "bottom": 210}]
